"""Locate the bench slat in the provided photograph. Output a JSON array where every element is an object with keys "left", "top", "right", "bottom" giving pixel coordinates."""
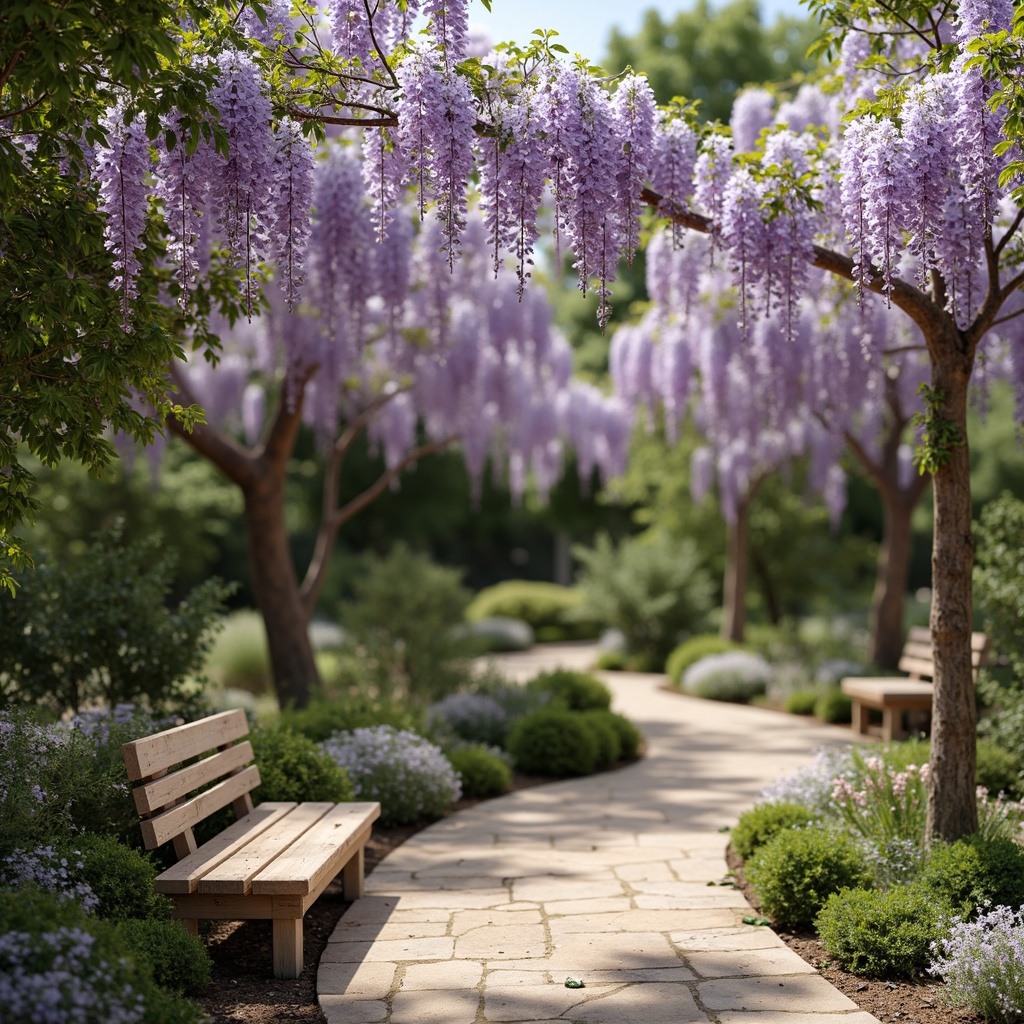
[
  {"left": 140, "top": 765, "right": 261, "bottom": 851},
  {"left": 134, "top": 741, "right": 255, "bottom": 815},
  {"left": 898, "top": 654, "right": 935, "bottom": 679},
  {"left": 198, "top": 802, "right": 336, "bottom": 895},
  {"left": 252, "top": 802, "right": 381, "bottom": 897},
  {"left": 122, "top": 709, "right": 249, "bottom": 781},
  {"left": 155, "top": 802, "right": 297, "bottom": 894}
]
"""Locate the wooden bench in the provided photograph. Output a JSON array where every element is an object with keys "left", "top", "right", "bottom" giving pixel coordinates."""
[
  {"left": 841, "top": 626, "right": 990, "bottom": 742},
  {"left": 121, "top": 709, "right": 380, "bottom": 978}
]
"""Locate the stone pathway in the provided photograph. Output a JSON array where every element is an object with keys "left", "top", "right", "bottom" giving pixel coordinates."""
[{"left": 319, "top": 644, "right": 880, "bottom": 1024}]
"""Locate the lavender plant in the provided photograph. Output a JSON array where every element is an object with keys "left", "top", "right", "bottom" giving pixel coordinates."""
[
  {"left": 320, "top": 726, "right": 461, "bottom": 826},
  {"left": 426, "top": 693, "right": 508, "bottom": 748},
  {"left": 0, "top": 846, "right": 98, "bottom": 913},
  {"left": 681, "top": 651, "right": 774, "bottom": 704},
  {"left": 930, "top": 905, "right": 1024, "bottom": 1019}
]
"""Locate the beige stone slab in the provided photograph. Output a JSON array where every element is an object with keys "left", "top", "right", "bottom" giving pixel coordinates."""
[
  {"left": 363, "top": 887, "right": 510, "bottom": 909},
  {"left": 668, "top": 857, "right": 736, "bottom": 881},
  {"left": 551, "top": 835, "right": 641, "bottom": 850},
  {"left": 317, "top": 960, "right": 397, "bottom": 999},
  {"left": 486, "top": 969, "right": 555, "bottom": 987},
  {"left": 548, "top": 931, "right": 679, "bottom": 971},
  {"left": 699, "top": 975, "right": 861, "bottom": 1012},
  {"left": 399, "top": 960, "right": 484, "bottom": 990},
  {"left": 632, "top": 880, "right": 752, "bottom": 905},
  {"left": 332, "top": 896, "right": 402, "bottom": 928},
  {"left": 483, "top": 983, "right": 599, "bottom": 1022},
  {"left": 391, "top": 907, "right": 454, "bottom": 924},
  {"left": 319, "top": 997, "right": 388, "bottom": 1024},
  {"left": 578, "top": 966, "right": 697, "bottom": 983},
  {"left": 450, "top": 908, "right": 543, "bottom": 935},
  {"left": 560, "top": 981, "right": 706, "bottom": 1023},
  {"left": 548, "top": 909, "right": 715, "bottom": 935},
  {"left": 454, "top": 923, "right": 548, "bottom": 959},
  {"left": 686, "top": 947, "right": 818, "bottom": 978},
  {"left": 482, "top": 956, "right": 553, "bottom": 971},
  {"left": 670, "top": 926, "right": 786, "bottom": 952},
  {"left": 390, "top": 988, "right": 480, "bottom": 1024},
  {"left": 716, "top": 1014, "right": 882, "bottom": 1024},
  {"left": 321, "top": 936, "right": 455, "bottom": 963},
  {"left": 512, "top": 876, "right": 624, "bottom": 903},
  {"left": 543, "top": 896, "right": 634, "bottom": 916},
  {"left": 613, "top": 861, "right": 677, "bottom": 883},
  {"left": 633, "top": 892, "right": 752, "bottom": 910},
  {"left": 368, "top": 873, "right": 506, "bottom": 891}
]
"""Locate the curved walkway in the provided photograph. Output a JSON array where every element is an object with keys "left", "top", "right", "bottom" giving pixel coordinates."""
[{"left": 318, "top": 644, "right": 881, "bottom": 1024}]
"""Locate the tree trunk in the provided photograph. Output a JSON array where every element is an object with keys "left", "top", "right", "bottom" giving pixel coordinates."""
[
  {"left": 926, "top": 348, "right": 977, "bottom": 843},
  {"left": 243, "top": 471, "right": 320, "bottom": 710},
  {"left": 721, "top": 495, "right": 750, "bottom": 643},
  {"left": 870, "top": 485, "right": 915, "bottom": 670}
]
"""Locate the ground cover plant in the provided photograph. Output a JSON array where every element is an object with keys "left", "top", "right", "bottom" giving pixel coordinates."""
[{"left": 735, "top": 738, "right": 1024, "bottom": 1013}]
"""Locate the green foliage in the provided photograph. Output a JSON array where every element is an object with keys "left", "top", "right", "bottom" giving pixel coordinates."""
[
  {"left": 814, "top": 687, "right": 853, "bottom": 724},
  {"left": 578, "top": 710, "right": 622, "bottom": 768},
  {"left": 250, "top": 725, "right": 355, "bottom": 804},
  {"left": 205, "top": 610, "right": 273, "bottom": 694},
  {"left": 446, "top": 745, "right": 512, "bottom": 799},
  {"left": 525, "top": 669, "right": 612, "bottom": 711},
  {"left": 573, "top": 531, "right": 715, "bottom": 668},
  {"left": 731, "top": 802, "right": 817, "bottom": 861},
  {"left": 785, "top": 689, "right": 821, "bottom": 715},
  {"left": 602, "top": 711, "right": 643, "bottom": 760},
  {"left": 506, "top": 709, "right": 599, "bottom": 777},
  {"left": 603, "top": 0, "right": 820, "bottom": 121},
  {"left": 919, "top": 836, "right": 1024, "bottom": 919},
  {"left": 0, "top": 888, "right": 205, "bottom": 1023},
  {"left": 815, "top": 884, "right": 949, "bottom": 979},
  {"left": 339, "top": 543, "right": 475, "bottom": 702},
  {"left": 595, "top": 650, "right": 627, "bottom": 671},
  {"left": 70, "top": 834, "right": 171, "bottom": 922},
  {"left": 666, "top": 635, "right": 742, "bottom": 685},
  {"left": 911, "top": 384, "right": 966, "bottom": 476},
  {"left": 117, "top": 918, "right": 212, "bottom": 995},
  {"left": 276, "top": 693, "right": 422, "bottom": 743},
  {"left": 975, "top": 493, "right": 1024, "bottom": 687},
  {"left": 747, "top": 826, "right": 872, "bottom": 929},
  {"left": 465, "top": 581, "right": 598, "bottom": 640},
  {"left": 975, "top": 738, "right": 1023, "bottom": 800},
  {"left": 0, "top": 524, "right": 232, "bottom": 716}
]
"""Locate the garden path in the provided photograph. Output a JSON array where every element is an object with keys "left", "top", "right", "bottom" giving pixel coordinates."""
[{"left": 318, "top": 643, "right": 880, "bottom": 1024}]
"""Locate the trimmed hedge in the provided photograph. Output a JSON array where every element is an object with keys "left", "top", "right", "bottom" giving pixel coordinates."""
[{"left": 466, "top": 581, "right": 599, "bottom": 641}]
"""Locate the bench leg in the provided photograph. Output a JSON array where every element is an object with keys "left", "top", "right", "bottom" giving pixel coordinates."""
[
  {"left": 851, "top": 699, "right": 871, "bottom": 737},
  {"left": 273, "top": 918, "right": 303, "bottom": 979},
  {"left": 881, "top": 708, "right": 901, "bottom": 743},
  {"left": 342, "top": 846, "right": 365, "bottom": 900}
]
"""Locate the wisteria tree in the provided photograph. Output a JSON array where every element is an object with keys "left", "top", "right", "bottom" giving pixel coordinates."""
[{"left": 36, "top": 0, "right": 1024, "bottom": 838}]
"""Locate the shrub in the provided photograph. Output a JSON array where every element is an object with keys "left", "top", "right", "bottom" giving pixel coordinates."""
[
  {"left": 0, "top": 888, "right": 204, "bottom": 1024},
  {"left": 506, "top": 709, "right": 598, "bottom": 777},
  {"left": 465, "top": 581, "right": 598, "bottom": 640},
  {"left": 573, "top": 531, "right": 715, "bottom": 668},
  {"left": 69, "top": 834, "right": 171, "bottom": 922},
  {"left": 603, "top": 712, "right": 643, "bottom": 760},
  {"left": 277, "top": 694, "right": 421, "bottom": 743},
  {"left": 747, "top": 826, "right": 872, "bottom": 928},
  {"left": 665, "top": 635, "right": 741, "bottom": 686},
  {"left": 731, "top": 802, "right": 817, "bottom": 861},
  {"left": 578, "top": 711, "right": 622, "bottom": 768},
  {"left": 681, "top": 651, "right": 773, "bottom": 704},
  {"left": 526, "top": 669, "right": 612, "bottom": 711},
  {"left": 595, "top": 650, "right": 627, "bottom": 671},
  {"left": 250, "top": 725, "right": 355, "bottom": 804},
  {"left": 427, "top": 693, "right": 508, "bottom": 747},
  {"left": 975, "top": 738, "right": 1023, "bottom": 800},
  {"left": 320, "top": 726, "right": 461, "bottom": 826},
  {"left": 930, "top": 904, "right": 1024, "bottom": 1019},
  {"left": 784, "top": 689, "right": 820, "bottom": 715},
  {"left": 814, "top": 687, "right": 852, "bottom": 724},
  {"left": 446, "top": 745, "right": 512, "bottom": 799},
  {"left": 816, "top": 883, "right": 949, "bottom": 978},
  {"left": 457, "top": 617, "right": 534, "bottom": 653},
  {"left": 919, "top": 835, "right": 1024, "bottom": 918},
  {"left": 474, "top": 676, "right": 551, "bottom": 725},
  {"left": 116, "top": 919, "right": 212, "bottom": 995},
  {"left": 0, "top": 524, "right": 232, "bottom": 717}
]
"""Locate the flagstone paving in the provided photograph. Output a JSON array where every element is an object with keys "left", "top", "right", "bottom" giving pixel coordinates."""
[{"left": 319, "top": 644, "right": 880, "bottom": 1024}]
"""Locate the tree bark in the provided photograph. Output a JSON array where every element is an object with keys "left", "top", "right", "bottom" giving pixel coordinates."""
[{"left": 925, "top": 345, "right": 978, "bottom": 843}]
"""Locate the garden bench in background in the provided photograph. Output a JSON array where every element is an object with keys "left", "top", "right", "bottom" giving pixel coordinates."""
[
  {"left": 121, "top": 709, "right": 379, "bottom": 978},
  {"left": 841, "top": 626, "right": 990, "bottom": 742}
]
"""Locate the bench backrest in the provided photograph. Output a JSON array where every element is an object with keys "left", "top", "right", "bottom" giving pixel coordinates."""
[
  {"left": 121, "top": 709, "right": 261, "bottom": 859},
  {"left": 899, "top": 626, "right": 990, "bottom": 681}
]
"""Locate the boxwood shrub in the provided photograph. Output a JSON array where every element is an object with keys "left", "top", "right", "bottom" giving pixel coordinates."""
[
  {"left": 731, "top": 802, "right": 817, "bottom": 861},
  {"left": 506, "top": 709, "right": 598, "bottom": 777},
  {"left": 525, "top": 669, "right": 612, "bottom": 711}
]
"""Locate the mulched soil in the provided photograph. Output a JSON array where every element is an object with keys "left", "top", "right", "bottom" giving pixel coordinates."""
[{"left": 200, "top": 776, "right": 979, "bottom": 1024}]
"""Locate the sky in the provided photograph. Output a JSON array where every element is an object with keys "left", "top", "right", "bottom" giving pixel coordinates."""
[{"left": 467, "top": 0, "right": 809, "bottom": 64}]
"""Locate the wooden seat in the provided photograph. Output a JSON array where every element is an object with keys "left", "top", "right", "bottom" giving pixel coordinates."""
[
  {"left": 841, "top": 627, "right": 989, "bottom": 742},
  {"left": 122, "top": 709, "right": 380, "bottom": 978}
]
